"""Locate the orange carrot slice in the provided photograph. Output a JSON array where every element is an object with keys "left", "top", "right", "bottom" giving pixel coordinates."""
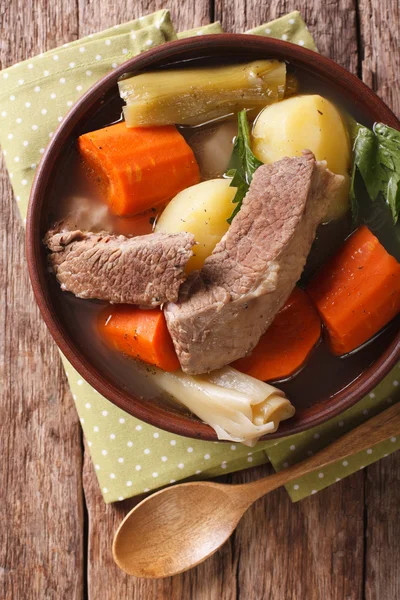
[
  {"left": 307, "top": 226, "right": 400, "bottom": 356},
  {"left": 78, "top": 122, "right": 200, "bottom": 216},
  {"left": 98, "top": 305, "right": 180, "bottom": 372},
  {"left": 233, "top": 287, "right": 321, "bottom": 381}
]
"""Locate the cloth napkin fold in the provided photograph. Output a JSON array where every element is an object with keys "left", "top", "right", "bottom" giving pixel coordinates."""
[{"left": 1, "top": 9, "right": 398, "bottom": 504}]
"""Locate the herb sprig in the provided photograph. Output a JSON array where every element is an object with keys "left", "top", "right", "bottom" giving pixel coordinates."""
[{"left": 226, "top": 110, "right": 262, "bottom": 224}]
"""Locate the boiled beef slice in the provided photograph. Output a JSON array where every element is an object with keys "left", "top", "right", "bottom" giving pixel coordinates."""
[
  {"left": 164, "top": 151, "right": 344, "bottom": 374},
  {"left": 45, "top": 229, "right": 195, "bottom": 307}
]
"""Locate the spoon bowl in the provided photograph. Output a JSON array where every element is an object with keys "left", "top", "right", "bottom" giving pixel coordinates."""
[{"left": 113, "top": 482, "right": 245, "bottom": 578}]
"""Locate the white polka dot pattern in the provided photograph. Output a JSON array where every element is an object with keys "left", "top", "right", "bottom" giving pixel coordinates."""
[{"left": 248, "top": 10, "right": 318, "bottom": 52}]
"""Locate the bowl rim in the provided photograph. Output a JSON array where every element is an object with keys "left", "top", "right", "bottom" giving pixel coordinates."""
[{"left": 26, "top": 33, "right": 400, "bottom": 442}]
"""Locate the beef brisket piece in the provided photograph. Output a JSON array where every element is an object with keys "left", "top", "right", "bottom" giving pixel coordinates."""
[
  {"left": 45, "top": 229, "right": 195, "bottom": 307},
  {"left": 165, "top": 151, "right": 344, "bottom": 374}
]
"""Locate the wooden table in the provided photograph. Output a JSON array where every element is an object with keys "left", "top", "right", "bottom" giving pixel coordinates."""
[{"left": 1, "top": 0, "right": 399, "bottom": 598}]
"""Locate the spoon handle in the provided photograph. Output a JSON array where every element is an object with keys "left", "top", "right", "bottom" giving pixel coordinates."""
[{"left": 235, "top": 401, "right": 400, "bottom": 505}]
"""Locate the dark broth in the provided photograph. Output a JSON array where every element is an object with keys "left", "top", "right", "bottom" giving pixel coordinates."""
[{"left": 49, "top": 60, "right": 399, "bottom": 418}]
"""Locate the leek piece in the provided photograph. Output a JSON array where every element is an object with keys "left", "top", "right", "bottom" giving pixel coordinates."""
[
  {"left": 119, "top": 60, "right": 286, "bottom": 127},
  {"left": 143, "top": 365, "right": 295, "bottom": 446}
]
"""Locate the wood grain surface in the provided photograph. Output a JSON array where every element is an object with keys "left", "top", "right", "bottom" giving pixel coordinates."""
[
  {"left": 0, "top": 0, "right": 399, "bottom": 598},
  {"left": 0, "top": 2, "right": 83, "bottom": 600}
]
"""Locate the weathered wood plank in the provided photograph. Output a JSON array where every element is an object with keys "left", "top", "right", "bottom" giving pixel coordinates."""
[
  {"left": 364, "top": 453, "right": 400, "bottom": 600},
  {"left": 214, "top": 0, "right": 359, "bottom": 72},
  {"left": 358, "top": 2, "right": 400, "bottom": 596},
  {"left": 0, "top": 1, "right": 84, "bottom": 599},
  {"left": 358, "top": 0, "right": 400, "bottom": 117},
  {"left": 0, "top": 0, "right": 79, "bottom": 67},
  {"left": 78, "top": 0, "right": 211, "bottom": 35}
]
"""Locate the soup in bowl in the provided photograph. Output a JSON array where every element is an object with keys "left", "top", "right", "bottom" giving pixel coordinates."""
[{"left": 26, "top": 35, "right": 400, "bottom": 445}]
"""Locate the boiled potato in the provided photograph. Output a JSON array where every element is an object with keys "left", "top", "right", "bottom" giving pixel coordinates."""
[
  {"left": 155, "top": 178, "right": 236, "bottom": 272},
  {"left": 252, "top": 94, "right": 351, "bottom": 219}
]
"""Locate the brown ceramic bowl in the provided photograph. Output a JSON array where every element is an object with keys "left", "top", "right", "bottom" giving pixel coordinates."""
[{"left": 26, "top": 34, "right": 400, "bottom": 441}]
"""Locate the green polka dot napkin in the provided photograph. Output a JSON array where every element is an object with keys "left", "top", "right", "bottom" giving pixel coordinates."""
[{"left": 1, "top": 9, "right": 398, "bottom": 503}]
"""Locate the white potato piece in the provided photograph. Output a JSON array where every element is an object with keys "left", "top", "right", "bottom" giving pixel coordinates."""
[
  {"left": 252, "top": 94, "right": 351, "bottom": 219},
  {"left": 155, "top": 178, "right": 237, "bottom": 272}
]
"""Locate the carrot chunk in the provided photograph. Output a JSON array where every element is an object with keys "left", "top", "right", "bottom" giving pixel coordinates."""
[
  {"left": 233, "top": 287, "right": 321, "bottom": 381},
  {"left": 78, "top": 122, "right": 200, "bottom": 216},
  {"left": 307, "top": 226, "right": 400, "bottom": 356},
  {"left": 98, "top": 306, "right": 180, "bottom": 372}
]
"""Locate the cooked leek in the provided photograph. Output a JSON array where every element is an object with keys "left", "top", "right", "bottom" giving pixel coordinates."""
[
  {"left": 144, "top": 365, "right": 295, "bottom": 446},
  {"left": 119, "top": 60, "right": 286, "bottom": 127}
]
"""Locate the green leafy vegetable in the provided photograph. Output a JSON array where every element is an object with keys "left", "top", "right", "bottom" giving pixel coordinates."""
[
  {"left": 226, "top": 110, "right": 263, "bottom": 224},
  {"left": 351, "top": 122, "right": 400, "bottom": 223},
  {"left": 351, "top": 170, "right": 400, "bottom": 261},
  {"left": 350, "top": 122, "right": 400, "bottom": 261}
]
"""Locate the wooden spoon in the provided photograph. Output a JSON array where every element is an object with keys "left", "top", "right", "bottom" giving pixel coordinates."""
[{"left": 113, "top": 401, "right": 400, "bottom": 578}]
